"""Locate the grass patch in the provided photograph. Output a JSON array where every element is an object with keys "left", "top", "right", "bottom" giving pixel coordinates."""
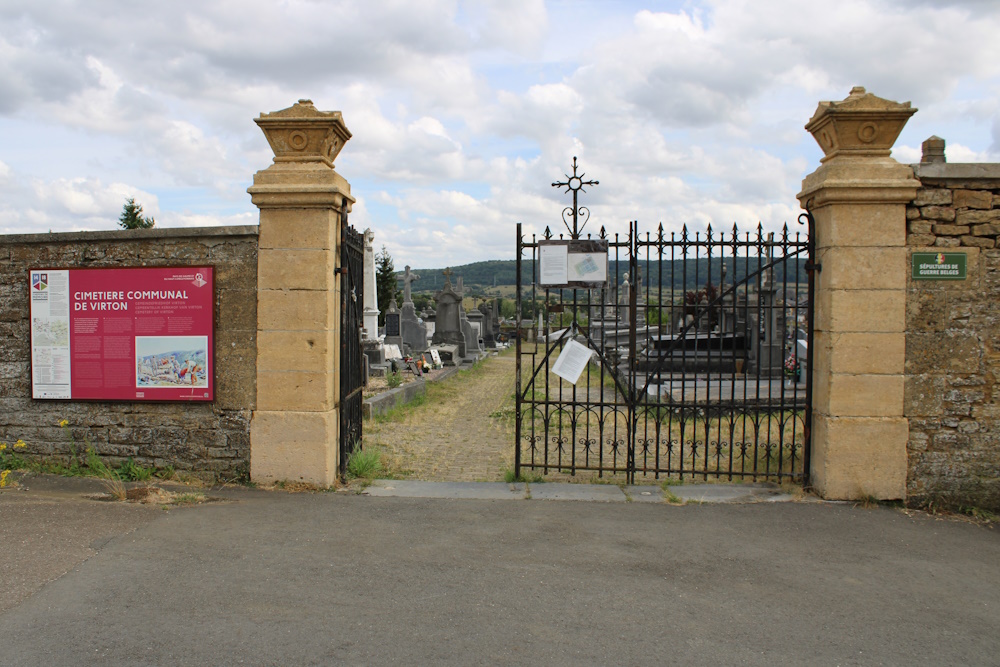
[
  {"left": 373, "top": 391, "right": 428, "bottom": 424},
  {"left": 503, "top": 468, "right": 544, "bottom": 484},
  {"left": 116, "top": 457, "right": 155, "bottom": 482},
  {"left": 85, "top": 447, "right": 127, "bottom": 500},
  {"left": 347, "top": 446, "right": 384, "bottom": 480},
  {"left": 386, "top": 370, "right": 403, "bottom": 389}
]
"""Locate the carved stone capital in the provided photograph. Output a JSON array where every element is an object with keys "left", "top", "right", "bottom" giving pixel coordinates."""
[
  {"left": 805, "top": 87, "right": 916, "bottom": 163},
  {"left": 254, "top": 99, "right": 352, "bottom": 168}
]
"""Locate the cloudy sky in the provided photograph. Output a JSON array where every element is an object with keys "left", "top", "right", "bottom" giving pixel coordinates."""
[{"left": 2, "top": 0, "right": 999, "bottom": 267}]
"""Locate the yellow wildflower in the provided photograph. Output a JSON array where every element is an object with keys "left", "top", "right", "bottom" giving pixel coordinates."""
[
  {"left": 59, "top": 419, "right": 69, "bottom": 428},
  {"left": 14, "top": 439, "right": 26, "bottom": 449},
  {"left": 0, "top": 443, "right": 6, "bottom": 452},
  {"left": 0, "top": 470, "right": 9, "bottom": 488}
]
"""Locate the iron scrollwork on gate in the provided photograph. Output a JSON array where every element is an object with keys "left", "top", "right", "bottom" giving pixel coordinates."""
[{"left": 515, "top": 160, "right": 815, "bottom": 485}]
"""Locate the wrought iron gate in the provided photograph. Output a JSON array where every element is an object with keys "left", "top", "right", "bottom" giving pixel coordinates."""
[
  {"left": 339, "top": 213, "right": 365, "bottom": 478},
  {"left": 515, "top": 161, "right": 815, "bottom": 485}
]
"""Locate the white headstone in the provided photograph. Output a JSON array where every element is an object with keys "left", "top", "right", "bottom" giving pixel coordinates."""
[{"left": 363, "top": 229, "right": 380, "bottom": 340}]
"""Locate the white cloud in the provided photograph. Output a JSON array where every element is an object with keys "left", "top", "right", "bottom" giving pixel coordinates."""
[{"left": 0, "top": 0, "right": 999, "bottom": 268}]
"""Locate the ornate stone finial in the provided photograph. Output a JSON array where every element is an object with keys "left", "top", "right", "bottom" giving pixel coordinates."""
[
  {"left": 254, "top": 99, "right": 352, "bottom": 167},
  {"left": 805, "top": 87, "right": 917, "bottom": 162},
  {"left": 442, "top": 268, "right": 453, "bottom": 287},
  {"left": 921, "top": 136, "right": 946, "bottom": 164}
]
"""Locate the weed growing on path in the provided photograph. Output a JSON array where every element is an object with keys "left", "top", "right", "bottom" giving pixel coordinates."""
[
  {"left": 84, "top": 445, "right": 127, "bottom": 500},
  {"left": 661, "top": 481, "right": 684, "bottom": 505},
  {"left": 347, "top": 446, "right": 384, "bottom": 480}
]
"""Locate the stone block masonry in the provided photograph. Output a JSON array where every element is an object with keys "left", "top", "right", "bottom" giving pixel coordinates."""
[
  {"left": 905, "top": 161, "right": 1000, "bottom": 511},
  {"left": 0, "top": 226, "right": 258, "bottom": 481}
]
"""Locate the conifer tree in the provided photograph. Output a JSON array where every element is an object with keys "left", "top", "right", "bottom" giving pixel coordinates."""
[
  {"left": 118, "top": 197, "right": 156, "bottom": 229},
  {"left": 375, "top": 245, "right": 401, "bottom": 325}
]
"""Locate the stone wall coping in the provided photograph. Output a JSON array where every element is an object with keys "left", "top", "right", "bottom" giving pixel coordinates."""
[
  {"left": 913, "top": 163, "right": 1000, "bottom": 181},
  {"left": 0, "top": 225, "right": 259, "bottom": 246}
]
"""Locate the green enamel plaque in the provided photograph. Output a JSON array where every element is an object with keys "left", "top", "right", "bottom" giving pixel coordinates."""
[{"left": 911, "top": 252, "right": 967, "bottom": 280}]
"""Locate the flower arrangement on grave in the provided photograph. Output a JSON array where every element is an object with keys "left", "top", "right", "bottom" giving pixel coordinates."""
[{"left": 783, "top": 355, "right": 800, "bottom": 379}]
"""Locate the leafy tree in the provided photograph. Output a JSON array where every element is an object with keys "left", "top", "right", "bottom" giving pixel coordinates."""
[
  {"left": 499, "top": 298, "right": 516, "bottom": 321},
  {"left": 412, "top": 293, "right": 434, "bottom": 313},
  {"left": 118, "top": 197, "right": 156, "bottom": 229},
  {"left": 375, "top": 245, "right": 401, "bottom": 326}
]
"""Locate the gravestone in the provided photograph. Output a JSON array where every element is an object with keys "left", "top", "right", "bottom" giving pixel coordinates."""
[
  {"left": 431, "top": 269, "right": 466, "bottom": 358},
  {"left": 430, "top": 343, "right": 460, "bottom": 366},
  {"left": 398, "top": 265, "right": 429, "bottom": 355},
  {"left": 467, "top": 308, "right": 485, "bottom": 350},
  {"left": 362, "top": 228, "right": 380, "bottom": 340},
  {"left": 456, "top": 277, "right": 482, "bottom": 358},
  {"left": 383, "top": 298, "right": 403, "bottom": 353},
  {"left": 477, "top": 299, "right": 497, "bottom": 348},
  {"left": 754, "top": 235, "right": 785, "bottom": 377}
]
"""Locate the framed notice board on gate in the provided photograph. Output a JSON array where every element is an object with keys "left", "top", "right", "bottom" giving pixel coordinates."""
[{"left": 537, "top": 239, "right": 608, "bottom": 288}]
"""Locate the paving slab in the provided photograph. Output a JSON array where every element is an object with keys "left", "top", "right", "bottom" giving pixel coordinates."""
[
  {"left": 363, "top": 479, "right": 525, "bottom": 500},
  {"left": 527, "top": 482, "right": 627, "bottom": 502},
  {"left": 667, "top": 483, "right": 783, "bottom": 503},
  {"left": 624, "top": 485, "right": 666, "bottom": 503},
  {"left": 360, "top": 480, "right": 799, "bottom": 504}
]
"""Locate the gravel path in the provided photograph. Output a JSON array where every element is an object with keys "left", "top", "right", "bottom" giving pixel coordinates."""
[{"left": 366, "top": 352, "right": 516, "bottom": 481}]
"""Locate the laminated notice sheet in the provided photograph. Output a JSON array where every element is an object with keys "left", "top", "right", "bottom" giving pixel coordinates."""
[{"left": 551, "top": 339, "right": 595, "bottom": 385}]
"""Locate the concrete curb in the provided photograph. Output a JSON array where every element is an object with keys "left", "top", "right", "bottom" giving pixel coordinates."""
[
  {"left": 363, "top": 380, "right": 426, "bottom": 419},
  {"left": 361, "top": 480, "right": 798, "bottom": 504},
  {"left": 362, "top": 363, "right": 465, "bottom": 419}
]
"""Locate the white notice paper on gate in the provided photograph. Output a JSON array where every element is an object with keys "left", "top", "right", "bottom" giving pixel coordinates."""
[
  {"left": 539, "top": 243, "right": 568, "bottom": 285},
  {"left": 551, "top": 339, "right": 595, "bottom": 385}
]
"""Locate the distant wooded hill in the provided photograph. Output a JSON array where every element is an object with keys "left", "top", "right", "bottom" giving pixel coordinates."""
[{"left": 405, "top": 258, "right": 809, "bottom": 293}]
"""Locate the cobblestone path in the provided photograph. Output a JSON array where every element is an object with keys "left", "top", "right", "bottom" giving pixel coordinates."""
[{"left": 367, "top": 352, "right": 517, "bottom": 482}]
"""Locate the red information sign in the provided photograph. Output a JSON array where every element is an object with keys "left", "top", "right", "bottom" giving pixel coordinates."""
[{"left": 29, "top": 267, "right": 214, "bottom": 402}]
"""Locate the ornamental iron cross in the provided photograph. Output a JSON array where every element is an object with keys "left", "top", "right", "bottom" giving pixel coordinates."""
[{"left": 552, "top": 157, "right": 599, "bottom": 239}]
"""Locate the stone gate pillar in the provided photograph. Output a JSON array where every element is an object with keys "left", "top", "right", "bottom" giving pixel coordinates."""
[
  {"left": 248, "top": 100, "right": 353, "bottom": 486},
  {"left": 797, "top": 87, "right": 919, "bottom": 499}
]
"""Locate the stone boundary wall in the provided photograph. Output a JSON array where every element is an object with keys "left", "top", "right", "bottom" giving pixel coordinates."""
[
  {"left": 0, "top": 226, "right": 258, "bottom": 481},
  {"left": 905, "top": 163, "right": 1000, "bottom": 510}
]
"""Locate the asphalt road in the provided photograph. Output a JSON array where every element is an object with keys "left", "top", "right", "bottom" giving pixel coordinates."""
[{"left": 2, "top": 478, "right": 999, "bottom": 666}]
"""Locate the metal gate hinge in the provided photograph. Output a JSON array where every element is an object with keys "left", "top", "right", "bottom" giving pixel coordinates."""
[{"left": 805, "top": 261, "right": 822, "bottom": 273}]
